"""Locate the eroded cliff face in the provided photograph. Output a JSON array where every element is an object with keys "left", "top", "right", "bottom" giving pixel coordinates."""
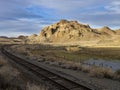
[{"left": 27, "top": 20, "right": 120, "bottom": 46}]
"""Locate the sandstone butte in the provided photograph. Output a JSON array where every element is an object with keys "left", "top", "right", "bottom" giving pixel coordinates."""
[{"left": 27, "top": 19, "right": 120, "bottom": 47}]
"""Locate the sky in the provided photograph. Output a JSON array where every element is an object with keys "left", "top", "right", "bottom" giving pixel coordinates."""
[{"left": 0, "top": 0, "right": 120, "bottom": 37}]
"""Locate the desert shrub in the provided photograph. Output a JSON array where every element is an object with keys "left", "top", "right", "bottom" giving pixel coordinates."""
[
  {"left": 81, "top": 66, "right": 90, "bottom": 73},
  {"left": 58, "top": 61, "right": 63, "bottom": 66},
  {"left": 44, "top": 61, "right": 50, "bottom": 64},
  {"left": 0, "top": 54, "right": 26, "bottom": 90},
  {"left": 89, "top": 67, "right": 114, "bottom": 79},
  {"left": 103, "top": 68, "right": 114, "bottom": 78},
  {"left": 89, "top": 68, "right": 104, "bottom": 78},
  {"left": 60, "top": 61, "right": 82, "bottom": 70},
  {"left": 114, "top": 75, "right": 120, "bottom": 81},
  {"left": 0, "top": 75, "right": 23, "bottom": 90},
  {"left": 38, "top": 58, "right": 45, "bottom": 62},
  {"left": 65, "top": 46, "right": 81, "bottom": 52},
  {"left": 0, "top": 56, "right": 7, "bottom": 66},
  {"left": 115, "top": 69, "right": 120, "bottom": 75},
  {"left": 114, "top": 69, "right": 120, "bottom": 81},
  {"left": 70, "top": 63, "right": 82, "bottom": 70},
  {"left": 26, "top": 82, "right": 49, "bottom": 90}
]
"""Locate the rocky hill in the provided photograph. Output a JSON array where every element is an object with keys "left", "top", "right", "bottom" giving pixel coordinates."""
[
  {"left": 0, "top": 36, "right": 8, "bottom": 38},
  {"left": 18, "top": 35, "right": 28, "bottom": 39},
  {"left": 115, "top": 29, "right": 120, "bottom": 35},
  {"left": 28, "top": 20, "right": 120, "bottom": 46}
]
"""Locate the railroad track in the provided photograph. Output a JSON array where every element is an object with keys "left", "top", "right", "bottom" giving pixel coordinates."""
[{"left": 1, "top": 45, "right": 93, "bottom": 90}]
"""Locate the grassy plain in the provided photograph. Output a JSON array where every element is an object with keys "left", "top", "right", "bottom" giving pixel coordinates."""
[
  {"left": 26, "top": 45, "right": 120, "bottom": 62},
  {"left": 10, "top": 44, "right": 120, "bottom": 81}
]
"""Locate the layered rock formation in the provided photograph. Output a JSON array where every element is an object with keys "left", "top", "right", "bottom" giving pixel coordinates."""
[{"left": 28, "top": 20, "right": 120, "bottom": 46}]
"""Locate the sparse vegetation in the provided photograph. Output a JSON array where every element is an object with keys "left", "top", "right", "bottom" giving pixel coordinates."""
[
  {"left": 114, "top": 69, "right": 120, "bottom": 81},
  {"left": 115, "top": 69, "right": 120, "bottom": 75},
  {"left": 89, "top": 67, "right": 114, "bottom": 78},
  {"left": 81, "top": 66, "right": 90, "bottom": 73},
  {"left": 0, "top": 52, "right": 49, "bottom": 90},
  {"left": 0, "top": 56, "right": 25, "bottom": 90},
  {"left": 26, "top": 82, "right": 49, "bottom": 90},
  {"left": 10, "top": 44, "right": 120, "bottom": 81},
  {"left": 0, "top": 37, "right": 24, "bottom": 44}
]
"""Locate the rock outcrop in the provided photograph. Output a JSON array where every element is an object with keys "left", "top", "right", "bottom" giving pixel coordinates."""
[
  {"left": 28, "top": 20, "right": 120, "bottom": 46},
  {"left": 115, "top": 29, "right": 120, "bottom": 35},
  {"left": 38, "top": 19, "right": 98, "bottom": 42},
  {"left": 95, "top": 26, "right": 116, "bottom": 36}
]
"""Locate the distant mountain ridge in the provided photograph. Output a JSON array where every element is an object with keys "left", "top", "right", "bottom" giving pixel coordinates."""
[
  {"left": 0, "top": 36, "right": 8, "bottom": 38},
  {"left": 28, "top": 20, "right": 120, "bottom": 46}
]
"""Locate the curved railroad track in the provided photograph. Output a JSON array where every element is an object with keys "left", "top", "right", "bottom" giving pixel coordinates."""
[{"left": 1, "top": 45, "right": 94, "bottom": 90}]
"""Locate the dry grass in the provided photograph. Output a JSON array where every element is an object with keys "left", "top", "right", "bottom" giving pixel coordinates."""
[
  {"left": 65, "top": 46, "right": 81, "bottom": 52},
  {"left": 0, "top": 54, "right": 50, "bottom": 90},
  {"left": 89, "top": 67, "right": 114, "bottom": 78},
  {"left": 115, "top": 69, "right": 120, "bottom": 75},
  {"left": 26, "top": 82, "right": 49, "bottom": 90},
  {"left": 64, "top": 62, "right": 82, "bottom": 70},
  {"left": 11, "top": 44, "right": 120, "bottom": 64},
  {"left": 44, "top": 59, "right": 116, "bottom": 80},
  {"left": 0, "top": 46, "right": 51, "bottom": 90},
  {"left": 0, "top": 57, "right": 26, "bottom": 90},
  {"left": 0, "top": 56, "right": 7, "bottom": 64},
  {"left": 81, "top": 66, "right": 90, "bottom": 73},
  {"left": 11, "top": 44, "right": 120, "bottom": 81},
  {"left": 114, "top": 69, "right": 120, "bottom": 81}
]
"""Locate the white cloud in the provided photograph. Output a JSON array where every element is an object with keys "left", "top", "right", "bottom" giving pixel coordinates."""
[
  {"left": 0, "top": 0, "right": 120, "bottom": 37},
  {"left": 0, "top": 18, "right": 52, "bottom": 37},
  {"left": 0, "top": 32, "right": 30, "bottom": 37},
  {"left": 28, "top": 0, "right": 107, "bottom": 12},
  {"left": 105, "top": 0, "right": 120, "bottom": 14}
]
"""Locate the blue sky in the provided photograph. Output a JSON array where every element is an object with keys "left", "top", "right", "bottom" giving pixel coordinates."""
[{"left": 0, "top": 0, "right": 120, "bottom": 37}]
